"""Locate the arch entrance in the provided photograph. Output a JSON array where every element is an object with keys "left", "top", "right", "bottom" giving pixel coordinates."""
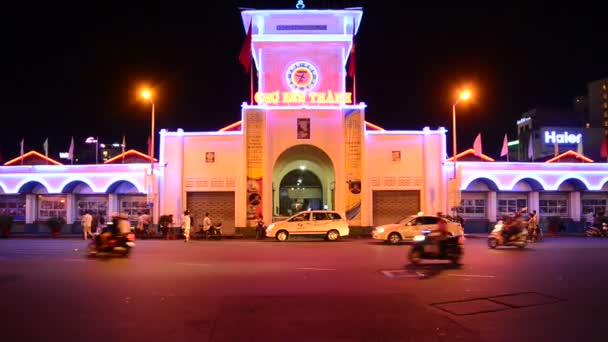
[{"left": 272, "top": 145, "right": 335, "bottom": 219}]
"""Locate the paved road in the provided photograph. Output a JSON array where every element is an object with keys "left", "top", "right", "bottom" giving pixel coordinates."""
[{"left": 1, "top": 236, "right": 607, "bottom": 341}]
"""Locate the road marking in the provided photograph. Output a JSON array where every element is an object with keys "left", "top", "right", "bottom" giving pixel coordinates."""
[
  {"left": 447, "top": 274, "right": 495, "bottom": 278},
  {"left": 63, "top": 258, "right": 87, "bottom": 262},
  {"left": 176, "top": 262, "right": 211, "bottom": 267},
  {"left": 297, "top": 267, "right": 336, "bottom": 271},
  {"left": 381, "top": 270, "right": 419, "bottom": 278}
]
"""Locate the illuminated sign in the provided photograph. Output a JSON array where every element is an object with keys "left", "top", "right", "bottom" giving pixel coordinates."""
[
  {"left": 544, "top": 131, "right": 582, "bottom": 145},
  {"left": 254, "top": 90, "right": 352, "bottom": 105}
]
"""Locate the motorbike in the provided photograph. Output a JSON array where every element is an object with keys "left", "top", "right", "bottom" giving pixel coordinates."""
[
  {"left": 408, "top": 230, "right": 464, "bottom": 266},
  {"left": 88, "top": 232, "right": 135, "bottom": 257},
  {"left": 586, "top": 223, "right": 608, "bottom": 237},
  {"left": 488, "top": 221, "right": 527, "bottom": 249},
  {"left": 206, "top": 223, "right": 223, "bottom": 240}
]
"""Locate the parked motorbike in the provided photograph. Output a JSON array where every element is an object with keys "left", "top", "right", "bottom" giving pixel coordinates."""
[
  {"left": 488, "top": 221, "right": 527, "bottom": 249},
  {"left": 586, "top": 223, "right": 608, "bottom": 237},
  {"left": 408, "top": 230, "right": 464, "bottom": 266},
  {"left": 88, "top": 232, "right": 135, "bottom": 257},
  {"left": 206, "top": 223, "right": 223, "bottom": 240}
]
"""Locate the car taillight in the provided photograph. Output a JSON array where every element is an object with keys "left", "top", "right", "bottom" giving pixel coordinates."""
[{"left": 127, "top": 233, "right": 135, "bottom": 240}]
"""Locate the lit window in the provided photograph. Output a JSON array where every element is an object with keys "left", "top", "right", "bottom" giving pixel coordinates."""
[
  {"left": 497, "top": 199, "right": 528, "bottom": 218},
  {"left": 539, "top": 199, "right": 568, "bottom": 217},
  {"left": 459, "top": 198, "right": 485, "bottom": 218},
  {"left": 604, "top": 102, "right": 608, "bottom": 109}
]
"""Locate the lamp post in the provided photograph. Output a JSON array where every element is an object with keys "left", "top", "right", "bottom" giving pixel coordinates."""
[
  {"left": 452, "top": 89, "right": 471, "bottom": 179},
  {"left": 140, "top": 89, "right": 155, "bottom": 175},
  {"left": 85, "top": 136, "right": 99, "bottom": 164}
]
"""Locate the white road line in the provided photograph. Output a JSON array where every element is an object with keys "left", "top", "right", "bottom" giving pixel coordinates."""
[
  {"left": 447, "top": 274, "right": 495, "bottom": 278},
  {"left": 176, "top": 263, "right": 211, "bottom": 267},
  {"left": 63, "top": 258, "right": 87, "bottom": 262},
  {"left": 297, "top": 267, "right": 336, "bottom": 271},
  {"left": 381, "top": 270, "right": 418, "bottom": 278}
]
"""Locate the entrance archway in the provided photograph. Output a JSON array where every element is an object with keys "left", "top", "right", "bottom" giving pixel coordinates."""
[{"left": 273, "top": 145, "right": 335, "bottom": 219}]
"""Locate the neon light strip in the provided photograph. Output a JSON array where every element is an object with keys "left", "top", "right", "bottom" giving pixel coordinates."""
[
  {"left": 103, "top": 149, "right": 157, "bottom": 164},
  {"left": 545, "top": 150, "right": 594, "bottom": 163},
  {"left": 4, "top": 151, "right": 63, "bottom": 166},
  {"left": 253, "top": 35, "right": 352, "bottom": 42},
  {"left": 218, "top": 121, "right": 243, "bottom": 132},
  {"left": 241, "top": 104, "right": 366, "bottom": 110},
  {"left": 162, "top": 131, "right": 243, "bottom": 137},
  {"left": 367, "top": 130, "right": 444, "bottom": 135},
  {"left": 446, "top": 149, "right": 495, "bottom": 162},
  {"left": 365, "top": 122, "right": 385, "bottom": 131}
]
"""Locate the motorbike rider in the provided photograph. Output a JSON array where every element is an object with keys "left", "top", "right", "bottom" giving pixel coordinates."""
[
  {"left": 98, "top": 213, "right": 131, "bottom": 249},
  {"left": 503, "top": 212, "right": 525, "bottom": 241}
]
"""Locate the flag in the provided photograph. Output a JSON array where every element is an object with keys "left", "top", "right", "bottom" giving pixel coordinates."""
[
  {"left": 600, "top": 135, "right": 608, "bottom": 159},
  {"left": 20, "top": 138, "right": 24, "bottom": 158},
  {"left": 528, "top": 135, "right": 534, "bottom": 161},
  {"left": 554, "top": 142, "right": 559, "bottom": 157},
  {"left": 121, "top": 135, "right": 126, "bottom": 155},
  {"left": 43, "top": 138, "right": 48, "bottom": 157},
  {"left": 68, "top": 136, "right": 74, "bottom": 163},
  {"left": 238, "top": 20, "right": 252, "bottom": 74},
  {"left": 577, "top": 139, "right": 583, "bottom": 155},
  {"left": 500, "top": 134, "right": 508, "bottom": 157},
  {"left": 348, "top": 18, "right": 356, "bottom": 77},
  {"left": 473, "top": 133, "right": 482, "bottom": 156}
]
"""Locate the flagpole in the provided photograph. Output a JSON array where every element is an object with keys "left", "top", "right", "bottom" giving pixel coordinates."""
[
  {"left": 353, "top": 71, "right": 357, "bottom": 105},
  {"left": 250, "top": 55, "right": 254, "bottom": 105}
]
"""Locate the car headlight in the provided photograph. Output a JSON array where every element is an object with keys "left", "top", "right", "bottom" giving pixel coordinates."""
[
  {"left": 266, "top": 224, "right": 274, "bottom": 232},
  {"left": 413, "top": 235, "right": 425, "bottom": 242},
  {"left": 375, "top": 227, "right": 384, "bottom": 233}
]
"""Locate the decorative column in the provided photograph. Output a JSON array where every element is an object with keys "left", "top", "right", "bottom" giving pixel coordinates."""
[
  {"left": 528, "top": 191, "right": 539, "bottom": 214},
  {"left": 25, "top": 194, "right": 37, "bottom": 224},
  {"left": 487, "top": 191, "right": 497, "bottom": 222},
  {"left": 569, "top": 192, "right": 581, "bottom": 222},
  {"left": 65, "top": 194, "right": 76, "bottom": 224}
]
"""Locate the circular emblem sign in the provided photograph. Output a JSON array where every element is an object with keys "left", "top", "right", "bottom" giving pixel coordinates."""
[{"left": 285, "top": 61, "right": 319, "bottom": 92}]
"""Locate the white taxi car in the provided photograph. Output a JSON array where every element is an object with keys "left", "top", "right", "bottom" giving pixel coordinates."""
[
  {"left": 265, "top": 210, "right": 350, "bottom": 242},
  {"left": 372, "top": 214, "right": 464, "bottom": 245}
]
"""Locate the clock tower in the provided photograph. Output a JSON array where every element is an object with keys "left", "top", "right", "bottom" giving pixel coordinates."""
[{"left": 240, "top": 9, "right": 368, "bottom": 229}]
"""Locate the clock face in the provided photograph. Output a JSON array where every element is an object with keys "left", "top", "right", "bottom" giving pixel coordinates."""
[{"left": 285, "top": 61, "right": 319, "bottom": 92}]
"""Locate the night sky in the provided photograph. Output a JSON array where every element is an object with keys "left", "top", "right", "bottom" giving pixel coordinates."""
[{"left": 2, "top": 1, "right": 607, "bottom": 162}]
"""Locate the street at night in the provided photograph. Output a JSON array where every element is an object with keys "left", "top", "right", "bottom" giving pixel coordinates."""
[{"left": 2, "top": 236, "right": 607, "bottom": 341}]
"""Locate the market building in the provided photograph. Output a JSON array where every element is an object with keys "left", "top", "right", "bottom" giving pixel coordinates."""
[{"left": 0, "top": 8, "right": 607, "bottom": 235}]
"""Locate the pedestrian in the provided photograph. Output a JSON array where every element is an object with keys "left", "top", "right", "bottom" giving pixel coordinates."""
[
  {"left": 81, "top": 210, "right": 93, "bottom": 240},
  {"left": 182, "top": 210, "right": 192, "bottom": 242},
  {"left": 256, "top": 215, "right": 266, "bottom": 240},
  {"left": 202, "top": 212, "right": 212, "bottom": 238},
  {"left": 136, "top": 212, "right": 144, "bottom": 238}
]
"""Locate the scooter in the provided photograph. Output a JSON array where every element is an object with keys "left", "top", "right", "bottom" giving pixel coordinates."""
[
  {"left": 586, "top": 223, "right": 608, "bottom": 237},
  {"left": 88, "top": 232, "right": 136, "bottom": 257},
  {"left": 408, "top": 230, "right": 464, "bottom": 266},
  {"left": 488, "top": 221, "right": 527, "bottom": 249},
  {"left": 206, "top": 223, "right": 223, "bottom": 240}
]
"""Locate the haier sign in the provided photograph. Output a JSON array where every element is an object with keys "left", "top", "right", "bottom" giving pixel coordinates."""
[{"left": 544, "top": 131, "right": 582, "bottom": 145}]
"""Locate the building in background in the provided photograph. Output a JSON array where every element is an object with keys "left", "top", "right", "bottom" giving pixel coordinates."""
[{"left": 587, "top": 78, "right": 608, "bottom": 134}]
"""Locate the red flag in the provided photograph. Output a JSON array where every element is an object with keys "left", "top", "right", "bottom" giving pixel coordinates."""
[
  {"left": 238, "top": 21, "right": 252, "bottom": 74},
  {"left": 601, "top": 135, "right": 608, "bottom": 159},
  {"left": 500, "top": 134, "right": 508, "bottom": 157},
  {"left": 348, "top": 18, "right": 356, "bottom": 77},
  {"left": 473, "top": 133, "right": 482, "bottom": 156}
]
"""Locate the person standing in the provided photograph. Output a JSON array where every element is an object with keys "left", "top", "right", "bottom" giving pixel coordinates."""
[
  {"left": 528, "top": 210, "right": 539, "bottom": 241},
  {"left": 82, "top": 211, "right": 93, "bottom": 240},
  {"left": 182, "top": 210, "right": 192, "bottom": 242},
  {"left": 203, "top": 212, "right": 212, "bottom": 238}
]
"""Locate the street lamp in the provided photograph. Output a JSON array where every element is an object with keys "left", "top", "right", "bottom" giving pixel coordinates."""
[
  {"left": 140, "top": 88, "right": 155, "bottom": 175},
  {"left": 452, "top": 89, "right": 472, "bottom": 179}
]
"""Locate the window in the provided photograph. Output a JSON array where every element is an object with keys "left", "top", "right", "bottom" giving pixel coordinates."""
[
  {"left": 497, "top": 199, "right": 527, "bottom": 218},
  {"left": 460, "top": 198, "right": 485, "bottom": 218},
  {"left": 0, "top": 196, "right": 26, "bottom": 221},
  {"left": 582, "top": 199, "right": 607, "bottom": 216},
  {"left": 289, "top": 212, "right": 310, "bottom": 222},
  {"left": 420, "top": 216, "right": 440, "bottom": 225},
  {"left": 76, "top": 196, "right": 107, "bottom": 220},
  {"left": 38, "top": 195, "right": 67, "bottom": 221},
  {"left": 313, "top": 212, "right": 328, "bottom": 221},
  {"left": 539, "top": 199, "right": 568, "bottom": 217},
  {"left": 119, "top": 196, "right": 149, "bottom": 222},
  {"left": 326, "top": 212, "right": 342, "bottom": 220}
]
